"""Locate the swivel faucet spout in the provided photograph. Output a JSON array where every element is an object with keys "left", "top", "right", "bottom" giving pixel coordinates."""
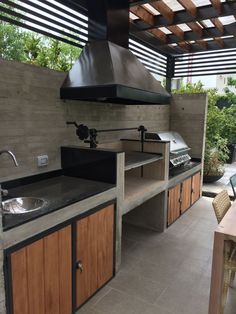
[{"left": 0, "top": 150, "right": 18, "bottom": 167}]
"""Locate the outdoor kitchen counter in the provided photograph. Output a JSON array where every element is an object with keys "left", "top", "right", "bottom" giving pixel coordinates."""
[
  {"left": 2, "top": 175, "right": 115, "bottom": 231},
  {"left": 168, "top": 161, "right": 202, "bottom": 188},
  {"left": 2, "top": 176, "right": 116, "bottom": 249}
]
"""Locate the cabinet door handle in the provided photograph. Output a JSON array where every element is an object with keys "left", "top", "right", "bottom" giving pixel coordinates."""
[{"left": 76, "top": 260, "right": 83, "bottom": 273}]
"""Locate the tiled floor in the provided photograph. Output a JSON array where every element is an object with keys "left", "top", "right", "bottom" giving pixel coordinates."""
[{"left": 77, "top": 197, "right": 236, "bottom": 314}]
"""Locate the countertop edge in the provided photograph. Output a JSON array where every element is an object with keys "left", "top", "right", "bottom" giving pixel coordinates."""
[
  {"left": 3, "top": 187, "right": 117, "bottom": 249},
  {"left": 168, "top": 163, "right": 202, "bottom": 188}
]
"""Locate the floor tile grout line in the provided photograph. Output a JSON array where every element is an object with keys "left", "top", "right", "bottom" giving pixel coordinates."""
[
  {"left": 105, "top": 286, "right": 175, "bottom": 311},
  {"left": 90, "top": 287, "right": 113, "bottom": 308}
]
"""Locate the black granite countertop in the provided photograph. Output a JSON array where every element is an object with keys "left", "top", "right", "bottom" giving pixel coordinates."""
[{"left": 2, "top": 176, "right": 115, "bottom": 231}]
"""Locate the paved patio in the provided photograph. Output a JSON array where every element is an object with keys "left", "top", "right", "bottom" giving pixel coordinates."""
[
  {"left": 203, "top": 162, "right": 236, "bottom": 199},
  {"left": 77, "top": 197, "right": 236, "bottom": 314}
]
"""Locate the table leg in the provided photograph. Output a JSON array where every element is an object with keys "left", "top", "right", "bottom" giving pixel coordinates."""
[{"left": 209, "top": 232, "right": 225, "bottom": 314}]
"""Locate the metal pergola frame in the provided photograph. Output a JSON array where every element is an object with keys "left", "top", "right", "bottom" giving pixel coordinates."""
[{"left": 0, "top": 0, "right": 236, "bottom": 92}]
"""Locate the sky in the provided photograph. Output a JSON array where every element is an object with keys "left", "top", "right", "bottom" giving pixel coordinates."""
[{"left": 185, "top": 75, "right": 217, "bottom": 88}]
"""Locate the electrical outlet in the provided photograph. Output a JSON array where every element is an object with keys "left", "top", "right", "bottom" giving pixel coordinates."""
[{"left": 37, "top": 155, "right": 49, "bottom": 167}]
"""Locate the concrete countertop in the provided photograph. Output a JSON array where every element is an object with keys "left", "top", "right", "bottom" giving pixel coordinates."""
[{"left": 2, "top": 175, "right": 115, "bottom": 231}]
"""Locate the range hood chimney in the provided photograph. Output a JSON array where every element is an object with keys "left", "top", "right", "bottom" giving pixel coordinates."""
[{"left": 60, "top": 0, "right": 171, "bottom": 104}]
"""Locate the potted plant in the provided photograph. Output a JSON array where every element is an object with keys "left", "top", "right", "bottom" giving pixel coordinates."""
[{"left": 203, "top": 137, "right": 229, "bottom": 183}]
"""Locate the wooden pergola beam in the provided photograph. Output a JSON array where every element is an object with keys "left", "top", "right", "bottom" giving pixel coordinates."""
[
  {"left": 131, "top": 20, "right": 236, "bottom": 46},
  {"left": 211, "top": 18, "right": 224, "bottom": 35},
  {"left": 196, "top": 40, "right": 208, "bottom": 50},
  {"left": 150, "top": 1, "right": 174, "bottom": 24},
  {"left": 187, "top": 22, "right": 203, "bottom": 38},
  {"left": 178, "top": 41, "right": 192, "bottom": 52},
  {"left": 136, "top": 1, "right": 236, "bottom": 29},
  {"left": 130, "top": 5, "right": 155, "bottom": 26},
  {"left": 177, "top": 0, "right": 197, "bottom": 18},
  {"left": 148, "top": 28, "right": 167, "bottom": 42},
  {"left": 131, "top": 22, "right": 236, "bottom": 55},
  {"left": 168, "top": 25, "right": 185, "bottom": 40},
  {"left": 130, "top": 6, "right": 169, "bottom": 43},
  {"left": 210, "top": 0, "right": 222, "bottom": 14},
  {"left": 215, "top": 37, "right": 225, "bottom": 48}
]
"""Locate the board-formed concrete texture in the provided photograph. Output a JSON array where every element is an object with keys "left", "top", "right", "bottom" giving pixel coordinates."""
[
  {"left": 0, "top": 60, "right": 208, "bottom": 314},
  {"left": 170, "top": 93, "right": 208, "bottom": 161},
  {"left": 0, "top": 59, "right": 170, "bottom": 182}
]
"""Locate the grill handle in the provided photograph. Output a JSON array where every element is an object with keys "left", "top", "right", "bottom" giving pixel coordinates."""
[{"left": 171, "top": 148, "right": 191, "bottom": 155}]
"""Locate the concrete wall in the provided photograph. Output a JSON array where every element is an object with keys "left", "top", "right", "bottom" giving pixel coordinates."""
[
  {"left": 0, "top": 59, "right": 170, "bottom": 313},
  {"left": 0, "top": 60, "right": 209, "bottom": 313},
  {"left": 0, "top": 59, "right": 170, "bottom": 182},
  {"left": 0, "top": 209, "right": 4, "bottom": 312},
  {"left": 170, "top": 93, "right": 208, "bottom": 160}
]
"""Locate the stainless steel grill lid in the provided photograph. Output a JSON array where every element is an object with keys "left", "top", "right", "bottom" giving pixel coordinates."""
[
  {"left": 145, "top": 131, "right": 191, "bottom": 167},
  {"left": 153, "top": 131, "right": 189, "bottom": 153}
]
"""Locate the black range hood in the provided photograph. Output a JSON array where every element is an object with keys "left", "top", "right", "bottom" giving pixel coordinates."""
[{"left": 60, "top": 0, "right": 171, "bottom": 105}]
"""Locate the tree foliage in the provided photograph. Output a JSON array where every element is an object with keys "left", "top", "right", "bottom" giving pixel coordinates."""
[
  {"left": 0, "top": 23, "right": 25, "bottom": 60},
  {"left": 173, "top": 81, "right": 205, "bottom": 94},
  {"left": 172, "top": 80, "right": 236, "bottom": 175},
  {"left": 0, "top": 22, "right": 81, "bottom": 71},
  {"left": 227, "top": 77, "right": 236, "bottom": 87}
]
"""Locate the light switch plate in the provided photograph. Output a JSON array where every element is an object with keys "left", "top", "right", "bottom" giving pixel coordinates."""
[{"left": 37, "top": 155, "right": 49, "bottom": 167}]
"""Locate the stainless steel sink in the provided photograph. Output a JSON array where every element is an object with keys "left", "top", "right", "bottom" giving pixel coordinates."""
[{"left": 2, "top": 197, "right": 47, "bottom": 214}]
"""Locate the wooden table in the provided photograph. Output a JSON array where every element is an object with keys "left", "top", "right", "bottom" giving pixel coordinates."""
[{"left": 209, "top": 200, "right": 236, "bottom": 314}]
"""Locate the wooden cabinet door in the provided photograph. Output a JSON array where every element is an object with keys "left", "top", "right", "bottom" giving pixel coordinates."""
[
  {"left": 168, "top": 184, "right": 181, "bottom": 226},
  {"left": 191, "top": 172, "right": 201, "bottom": 204},
  {"left": 180, "top": 177, "right": 192, "bottom": 214},
  {"left": 97, "top": 205, "right": 114, "bottom": 288},
  {"left": 76, "top": 205, "right": 114, "bottom": 308},
  {"left": 10, "top": 226, "right": 72, "bottom": 314}
]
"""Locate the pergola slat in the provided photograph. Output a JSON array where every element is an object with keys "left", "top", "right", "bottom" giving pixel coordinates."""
[
  {"left": 175, "top": 62, "right": 236, "bottom": 71},
  {"left": 0, "top": 5, "right": 86, "bottom": 42},
  {"left": 175, "top": 66, "right": 236, "bottom": 74},
  {"left": 176, "top": 57, "right": 236, "bottom": 66},
  {"left": 0, "top": 14, "right": 84, "bottom": 48},
  {"left": 0, "top": 1, "right": 87, "bottom": 37},
  {"left": 174, "top": 70, "right": 236, "bottom": 77}
]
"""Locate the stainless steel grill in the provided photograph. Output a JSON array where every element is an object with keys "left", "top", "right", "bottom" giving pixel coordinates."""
[{"left": 145, "top": 131, "right": 191, "bottom": 167}]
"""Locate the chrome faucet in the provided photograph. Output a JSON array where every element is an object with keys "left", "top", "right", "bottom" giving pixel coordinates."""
[
  {"left": 0, "top": 150, "right": 19, "bottom": 199},
  {"left": 0, "top": 150, "right": 18, "bottom": 167}
]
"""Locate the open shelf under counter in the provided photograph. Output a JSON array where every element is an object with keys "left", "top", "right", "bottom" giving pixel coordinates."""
[
  {"left": 123, "top": 176, "right": 167, "bottom": 215},
  {"left": 125, "top": 151, "right": 163, "bottom": 171}
]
